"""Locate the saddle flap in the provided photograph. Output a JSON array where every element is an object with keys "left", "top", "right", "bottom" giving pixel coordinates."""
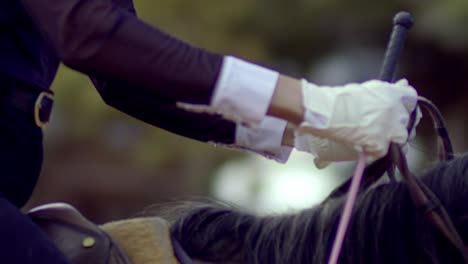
[{"left": 28, "top": 203, "right": 130, "bottom": 264}]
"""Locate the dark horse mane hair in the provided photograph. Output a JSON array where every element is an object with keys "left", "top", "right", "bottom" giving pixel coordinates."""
[{"left": 168, "top": 153, "right": 468, "bottom": 264}]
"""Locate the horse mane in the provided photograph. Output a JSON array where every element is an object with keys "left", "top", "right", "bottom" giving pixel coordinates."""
[{"left": 167, "top": 153, "right": 468, "bottom": 264}]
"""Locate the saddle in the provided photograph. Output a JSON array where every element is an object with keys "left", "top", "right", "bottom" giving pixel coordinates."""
[
  {"left": 28, "top": 203, "right": 132, "bottom": 264},
  {"left": 27, "top": 203, "right": 184, "bottom": 264}
]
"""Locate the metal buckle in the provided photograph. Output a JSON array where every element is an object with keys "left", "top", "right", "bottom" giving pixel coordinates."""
[{"left": 34, "top": 91, "right": 54, "bottom": 128}]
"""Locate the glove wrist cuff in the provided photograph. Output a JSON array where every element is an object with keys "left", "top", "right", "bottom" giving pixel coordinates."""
[{"left": 301, "top": 80, "right": 336, "bottom": 130}]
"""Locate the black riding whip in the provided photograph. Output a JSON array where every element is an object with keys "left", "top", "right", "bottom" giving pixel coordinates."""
[
  {"left": 327, "top": 12, "right": 414, "bottom": 264},
  {"left": 324, "top": 12, "right": 415, "bottom": 200},
  {"left": 379, "top": 11, "right": 414, "bottom": 82}
]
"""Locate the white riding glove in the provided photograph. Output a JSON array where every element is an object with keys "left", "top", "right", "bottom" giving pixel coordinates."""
[
  {"left": 295, "top": 79, "right": 418, "bottom": 162},
  {"left": 295, "top": 135, "right": 358, "bottom": 168},
  {"left": 295, "top": 107, "right": 421, "bottom": 168}
]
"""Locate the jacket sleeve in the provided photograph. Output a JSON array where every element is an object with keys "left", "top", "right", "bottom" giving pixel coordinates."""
[
  {"left": 20, "top": 0, "right": 221, "bottom": 104},
  {"left": 20, "top": 0, "right": 291, "bottom": 159},
  {"left": 81, "top": 0, "right": 236, "bottom": 144},
  {"left": 92, "top": 77, "right": 236, "bottom": 145}
]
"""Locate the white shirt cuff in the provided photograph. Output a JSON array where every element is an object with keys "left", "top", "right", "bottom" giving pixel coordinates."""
[
  {"left": 234, "top": 116, "right": 292, "bottom": 163},
  {"left": 210, "top": 56, "right": 279, "bottom": 127}
]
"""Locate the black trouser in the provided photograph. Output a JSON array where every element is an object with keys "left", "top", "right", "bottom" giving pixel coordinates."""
[
  {"left": 0, "top": 96, "right": 43, "bottom": 207},
  {"left": 0, "top": 92, "right": 69, "bottom": 263}
]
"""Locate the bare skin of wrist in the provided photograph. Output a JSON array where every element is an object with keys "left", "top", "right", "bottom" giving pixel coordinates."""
[{"left": 267, "top": 75, "right": 304, "bottom": 126}]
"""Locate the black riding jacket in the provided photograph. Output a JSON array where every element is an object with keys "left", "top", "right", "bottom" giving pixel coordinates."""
[{"left": 1, "top": 0, "right": 236, "bottom": 144}]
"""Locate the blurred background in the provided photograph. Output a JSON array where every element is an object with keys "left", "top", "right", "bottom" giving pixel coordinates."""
[{"left": 25, "top": 0, "right": 468, "bottom": 223}]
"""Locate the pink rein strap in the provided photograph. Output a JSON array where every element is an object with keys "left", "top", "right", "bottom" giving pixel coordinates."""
[{"left": 327, "top": 153, "right": 367, "bottom": 264}]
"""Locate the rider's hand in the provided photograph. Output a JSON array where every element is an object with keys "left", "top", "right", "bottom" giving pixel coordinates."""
[
  {"left": 295, "top": 105, "right": 422, "bottom": 168},
  {"left": 296, "top": 78, "right": 418, "bottom": 160},
  {"left": 295, "top": 135, "right": 357, "bottom": 168}
]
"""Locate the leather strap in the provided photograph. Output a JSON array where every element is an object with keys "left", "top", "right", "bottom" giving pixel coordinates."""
[
  {"left": 1, "top": 77, "right": 54, "bottom": 127},
  {"left": 8, "top": 88, "right": 54, "bottom": 127}
]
